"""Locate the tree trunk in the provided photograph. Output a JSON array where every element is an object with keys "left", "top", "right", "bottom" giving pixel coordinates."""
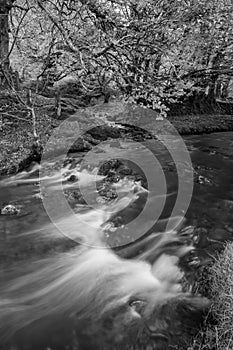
[
  {"left": 0, "top": 0, "right": 14, "bottom": 88},
  {"left": 204, "top": 51, "right": 224, "bottom": 103}
]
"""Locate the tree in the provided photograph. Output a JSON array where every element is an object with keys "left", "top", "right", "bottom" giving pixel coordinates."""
[
  {"left": 2, "top": 0, "right": 233, "bottom": 114},
  {"left": 0, "top": 0, "right": 15, "bottom": 87}
]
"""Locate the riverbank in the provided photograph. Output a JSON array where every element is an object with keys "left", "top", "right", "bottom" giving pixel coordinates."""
[
  {"left": 187, "top": 242, "right": 233, "bottom": 350},
  {"left": 0, "top": 99, "right": 233, "bottom": 175}
]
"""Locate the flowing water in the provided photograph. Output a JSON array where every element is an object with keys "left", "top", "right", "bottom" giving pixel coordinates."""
[
  {"left": 0, "top": 131, "right": 232, "bottom": 349},
  {"left": 0, "top": 131, "right": 232, "bottom": 263}
]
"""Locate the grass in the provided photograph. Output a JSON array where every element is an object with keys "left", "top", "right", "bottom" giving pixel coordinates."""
[{"left": 187, "top": 242, "right": 233, "bottom": 350}]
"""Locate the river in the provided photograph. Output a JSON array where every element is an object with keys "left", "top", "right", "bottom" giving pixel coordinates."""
[{"left": 0, "top": 130, "right": 232, "bottom": 349}]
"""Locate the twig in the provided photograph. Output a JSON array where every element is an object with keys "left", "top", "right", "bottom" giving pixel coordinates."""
[
  {"left": 26, "top": 89, "right": 39, "bottom": 143},
  {"left": 37, "top": 0, "right": 80, "bottom": 54},
  {"left": 1, "top": 112, "right": 29, "bottom": 122}
]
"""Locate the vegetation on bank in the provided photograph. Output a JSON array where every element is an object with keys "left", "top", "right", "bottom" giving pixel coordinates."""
[
  {"left": 207, "top": 243, "right": 233, "bottom": 350},
  {"left": 1, "top": 0, "right": 233, "bottom": 174},
  {"left": 1, "top": 92, "right": 233, "bottom": 176},
  {"left": 187, "top": 242, "right": 233, "bottom": 350}
]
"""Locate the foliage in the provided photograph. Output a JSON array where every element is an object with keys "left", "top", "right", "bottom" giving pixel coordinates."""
[{"left": 1, "top": 0, "right": 233, "bottom": 115}]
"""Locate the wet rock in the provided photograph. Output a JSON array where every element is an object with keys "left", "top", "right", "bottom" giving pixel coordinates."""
[
  {"left": 69, "top": 137, "right": 92, "bottom": 152},
  {"left": 192, "top": 227, "right": 209, "bottom": 248},
  {"left": 110, "top": 174, "right": 121, "bottom": 183},
  {"left": 86, "top": 125, "right": 121, "bottom": 141},
  {"left": 67, "top": 174, "right": 78, "bottom": 182},
  {"left": 196, "top": 175, "right": 212, "bottom": 185},
  {"left": 181, "top": 248, "right": 201, "bottom": 269},
  {"left": 118, "top": 166, "right": 133, "bottom": 176},
  {"left": 1, "top": 204, "right": 20, "bottom": 216},
  {"left": 188, "top": 256, "right": 201, "bottom": 268},
  {"left": 105, "top": 170, "right": 117, "bottom": 178},
  {"left": 98, "top": 189, "right": 118, "bottom": 201},
  {"left": 66, "top": 190, "right": 86, "bottom": 205},
  {"left": 99, "top": 159, "right": 122, "bottom": 176},
  {"left": 84, "top": 133, "right": 101, "bottom": 145}
]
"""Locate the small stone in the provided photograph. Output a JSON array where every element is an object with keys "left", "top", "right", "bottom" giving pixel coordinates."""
[
  {"left": 188, "top": 257, "right": 201, "bottom": 267},
  {"left": 197, "top": 175, "right": 212, "bottom": 185},
  {"left": 68, "top": 174, "right": 78, "bottom": 182},
  {"left": 1, "top": 204, "right": 20, "bottom": 216},
  {"left": 96, "top": 196, "right": 107, "bottom": 204}
]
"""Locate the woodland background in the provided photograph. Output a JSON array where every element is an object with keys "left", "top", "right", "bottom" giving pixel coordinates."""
[{"left": 1, "top": 0, "right": 233, "bottom": 118}]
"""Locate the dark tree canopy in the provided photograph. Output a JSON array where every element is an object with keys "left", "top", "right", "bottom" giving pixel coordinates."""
[{"left": 0, "top": 0, "right": 233, "bottom": 114}]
